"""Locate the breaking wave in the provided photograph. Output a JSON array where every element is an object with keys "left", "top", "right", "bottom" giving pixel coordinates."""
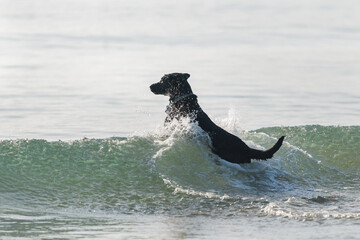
[{"left": 1, "top": 116, "right": 359, "bottom": 221}]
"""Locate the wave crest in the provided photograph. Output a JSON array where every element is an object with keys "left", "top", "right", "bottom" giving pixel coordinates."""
[{"left": 0, "top": 118, "right": 359, "bottom": 219}]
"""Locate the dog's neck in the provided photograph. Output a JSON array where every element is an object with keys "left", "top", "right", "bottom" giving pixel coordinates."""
[
  {"left": 169, "top": 93, "right": 197, "bottom": 105},
  {"left": 166, "top": 93, "right": 199, "bottom": 116}
]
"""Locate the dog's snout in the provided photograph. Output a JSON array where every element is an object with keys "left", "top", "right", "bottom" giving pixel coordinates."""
[
  {"left": 150, "top": 83, "right": 158, "bottom": 92},
  {"left": 150, "top": 83, "right": 165, "bottom": 95}
]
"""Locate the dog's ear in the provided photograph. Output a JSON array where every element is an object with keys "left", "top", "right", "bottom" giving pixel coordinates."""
[{"left": 183, "top": 73, "right": 190, "bottom": 81}]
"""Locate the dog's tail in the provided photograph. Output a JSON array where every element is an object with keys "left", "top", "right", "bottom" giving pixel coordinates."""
[{"left": 250, "top": 136, "right": 285, "bottom": 160}]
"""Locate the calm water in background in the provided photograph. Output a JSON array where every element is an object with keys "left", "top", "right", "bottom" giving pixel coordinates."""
[
  {"left": 0, "top": 0, "right": 360, "bottom": 239},
  {"left": 1, "top": 0, "right": 359, "bottom": 140}
]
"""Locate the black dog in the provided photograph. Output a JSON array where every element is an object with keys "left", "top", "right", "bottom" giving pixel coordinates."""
[{"left": 150, "top": 73, "right": 285, "bottom": 164}]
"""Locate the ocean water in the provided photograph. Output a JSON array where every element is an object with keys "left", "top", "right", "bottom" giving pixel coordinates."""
[{"left": 0, "top": 0, "right": 359, "bottom": 239}]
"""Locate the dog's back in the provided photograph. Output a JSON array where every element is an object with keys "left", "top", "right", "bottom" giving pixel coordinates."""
[{"left": 196, "top": 110, "right": 284, "bottom": 163}]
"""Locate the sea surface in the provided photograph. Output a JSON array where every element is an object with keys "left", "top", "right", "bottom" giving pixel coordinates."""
[{"left": 0, "top": 0, "right": 359, "bottom": 239}]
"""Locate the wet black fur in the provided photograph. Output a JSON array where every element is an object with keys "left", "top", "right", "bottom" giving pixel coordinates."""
[{"left": 150, "top": 73, "right": 285, "bottom": 164}]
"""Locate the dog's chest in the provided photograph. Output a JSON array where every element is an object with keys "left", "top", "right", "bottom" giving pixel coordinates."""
[
  {"left": 165, "top": 102, "right": 203, "bottom": 124},
  {"left": 165, "top": 104, "right": 181, "bottom": 120}
]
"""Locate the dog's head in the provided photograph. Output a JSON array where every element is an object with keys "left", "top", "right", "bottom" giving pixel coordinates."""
[{"left": 150, "top": 73, "right": 192, "bottom": 98}]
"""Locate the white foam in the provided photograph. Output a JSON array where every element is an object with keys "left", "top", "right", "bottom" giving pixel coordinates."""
[
  {"left": 162, "top": 177, "right": 232, "bottom": 200},
  {"left": 262, "top": 201, "right": 360, "bottom": 220}
]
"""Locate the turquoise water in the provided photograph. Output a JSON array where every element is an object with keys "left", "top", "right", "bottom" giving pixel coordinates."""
[
  {"left": 1, "top": 0, "right": 360, "bottom": 239},
  {"left": 1, "top": 124, "right": 359, "bottom": 239}
]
